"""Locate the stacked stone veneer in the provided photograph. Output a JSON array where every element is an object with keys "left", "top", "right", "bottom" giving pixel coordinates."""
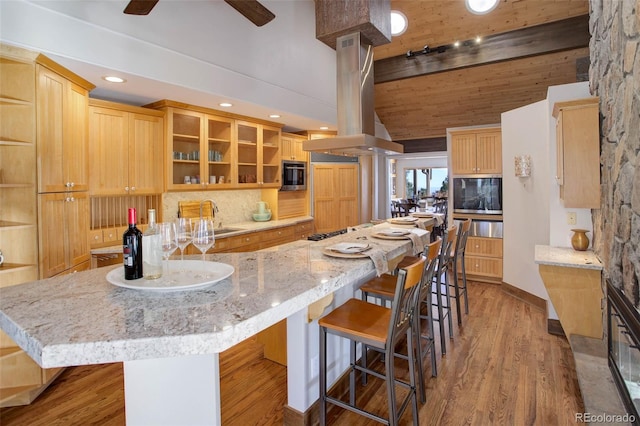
[{"left": 589, "top": 0, "right": 640, "bottom": 304}]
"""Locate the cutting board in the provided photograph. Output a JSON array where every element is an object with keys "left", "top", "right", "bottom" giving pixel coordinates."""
[{"left": 178, "top": 201, "right": 214, "bottom": 220}]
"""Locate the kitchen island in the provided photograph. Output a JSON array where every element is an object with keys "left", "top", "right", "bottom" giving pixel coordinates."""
[{"left": 0, "top": 223, "right": 428, "bottom": 425}]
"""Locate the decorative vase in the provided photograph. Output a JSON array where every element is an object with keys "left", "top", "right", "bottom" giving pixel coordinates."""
[{"left": 571, "top": 229, "right": 590, "bottom": 251}]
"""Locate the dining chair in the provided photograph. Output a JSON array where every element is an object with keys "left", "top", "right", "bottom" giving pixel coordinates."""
[
  {"left": 449, "top": 218, "right": 472, "bottom": 325},
  {"left": 319, "top": 257, "right": 425, "bottom": 426},
  {"left": 359, "top": 238, "right": 442, "bottom": 403}
]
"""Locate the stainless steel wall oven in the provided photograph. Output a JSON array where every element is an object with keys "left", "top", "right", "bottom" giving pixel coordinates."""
[
  {"left": 281, "top": 160, "right": 307, "bottom": 191},
  {"left": 452, "top": 176, "right": 502, "bottom": 214}
]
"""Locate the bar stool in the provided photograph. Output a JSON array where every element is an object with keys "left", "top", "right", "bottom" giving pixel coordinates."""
[
  {"left": 360, "top": 239, "right": 442, "bottom": 404},
  {"left": 432, "top": 225, "right": 457, "bottom": 355},
  {"left": 449, "top": 219, "right": 471, "bottom": 325},
  {"left": 318, "top": 257, "right": 425, "bottom": 426}
]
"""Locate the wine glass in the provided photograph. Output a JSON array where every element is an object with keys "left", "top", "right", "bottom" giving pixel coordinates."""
[
  {"left": 193, "top": 219, "right": 215, "bottom": 263},
  {"left": 175, "top": 217, "right": 193, "bottom": 263},
  {"left": 159, "top": 222, "right": 178, "bottom": 278}
]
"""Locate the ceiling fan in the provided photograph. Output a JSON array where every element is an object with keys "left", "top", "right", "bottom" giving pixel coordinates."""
[{"left": 123, "top": 0, "right": 276, "bottom": 27}]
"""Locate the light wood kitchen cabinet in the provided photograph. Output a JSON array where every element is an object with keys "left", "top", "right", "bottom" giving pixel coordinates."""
[
  {"left": 38, "top": 191, "right": 90, "bottom": 278},
  {"left": 36, "top": 59, "right": 93, "bottom": 193},
  {"left": 0, "top": 45, "right": 66, "bottom": 407},
  {"left": 88, "top": 100, "right": 164, "bottom": 195},
  {"left": 450, "top": 128, "right": 502, "bottom": 175},
  {"left": 464, "top": 236, "right": 503, "bottom": 282},
  {"left": 313, "top": 163, "right": 359, "bottom": 234},
  {"left": 281, "top": 132, "right": 309, "bottom": 162},
  {"left": 552, "top": 98, "right": 600, "bottom": 208},
  {"left": 236, "top": 120, "right": 281, "bottom": 187},
  {"left": 164, "top": 108, "right": 235, "bottom": 190},
  {"left": 147, "top": 100, "right": 282, "bottom": 191}
]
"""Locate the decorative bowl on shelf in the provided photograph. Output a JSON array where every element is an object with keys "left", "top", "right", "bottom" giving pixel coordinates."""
[{"left": 252, "top": 212, "right": 272, "bottom": 222}]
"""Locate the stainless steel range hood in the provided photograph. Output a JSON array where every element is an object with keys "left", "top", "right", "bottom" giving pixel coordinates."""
[{"left": 303, "top": 32, "right": 403, "bottom": 156}]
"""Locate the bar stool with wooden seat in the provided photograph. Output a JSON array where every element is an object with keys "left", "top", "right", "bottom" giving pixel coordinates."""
[
  {"left": 431, "top": 225, "right": 457, "bottom": 355},
  {"left": 318, "top": 257, "right": 426, "bottom": 426},
  {"left": 359, "top": 239, "right": 442, "bottom": 404},
  {"left": 449, "top": 218, "right": 471, "bottom": 325}
]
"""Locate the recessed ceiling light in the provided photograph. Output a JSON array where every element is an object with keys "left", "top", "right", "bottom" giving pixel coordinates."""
[
  {"left": 390, "top": 10, "right": 408, "bottom": 36},
  {"left": 475, "top": 36, "right": 482, "bottom": 43},
  {"left": 269, "top": 114, "right": 281, "bottom": 118},
  {"left": 320, "top": 126, "right": 329, "bottom": 130},
  {"left": 219, "top": 102, "right": 233, "bottom": 107},
  {"left": 465, "top": 0, "right": 499, "bottom": 15},
  {"left": 103, "top": 76, "right": 126, "bottom": 83}
]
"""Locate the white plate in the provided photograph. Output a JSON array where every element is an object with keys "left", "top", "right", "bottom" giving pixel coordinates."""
[
  {"left": 389, "top": 217, "right": 418, "bottom": 223},
  {"left": 326, "top": 242, "right": 370, "bottom": 254},
  {"left": 106, "top": 260, "right": 235, "bottom": 292},
  {"left": 379, "top": 228, "right": 411, "bottom": 236}
]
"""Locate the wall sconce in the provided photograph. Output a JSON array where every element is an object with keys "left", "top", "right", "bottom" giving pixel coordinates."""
[{"left": 514, "top": 155, "right": 532, "bottom": 177}]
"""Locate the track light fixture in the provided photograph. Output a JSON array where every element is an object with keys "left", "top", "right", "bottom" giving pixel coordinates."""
[
  {"left": 406, "top": 44, "right": 447, "bottom": 58},
  {"left": 406, "top": 36, "right": 483, "bottom": 59}
]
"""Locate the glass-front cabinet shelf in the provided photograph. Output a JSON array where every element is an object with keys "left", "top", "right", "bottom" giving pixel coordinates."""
[
  {"left": 262, "top": 125, "right": 281, "bottom": 187},
  {"left": 169, "top": 110, "right": 202, "bottom": 189},
  {"left": 237, "top": 121, "right": 258, "bottom": 186},
  {"left": 206, "top": 115, "right": 233, "bottom": 186},
  {"left": 157, "top": 102, "right": 281, "bottom": 191}
]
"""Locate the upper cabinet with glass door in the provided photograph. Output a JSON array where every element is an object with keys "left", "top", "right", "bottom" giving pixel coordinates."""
[
  {"left": 166, "top": 108, "right": 204, "bottom": 190},
  {"left": 151, "top": 100, "right": 281, "bottom": 190},
  {"left": 236, "top": 120, "right": 281, "bottom": 188},
  {"left": 261, "top": 125, "right": 281, "bottom": 187},
  {"left": 206, "top": 115, "right": 233, "bottom": 187}
]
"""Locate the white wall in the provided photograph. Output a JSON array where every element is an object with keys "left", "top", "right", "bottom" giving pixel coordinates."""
[
  {"left": 501, "top": 81, "right": 592, "bottom": 320},
  {"left": 502, "top": 100, "right": 552, "bottom": 307}
]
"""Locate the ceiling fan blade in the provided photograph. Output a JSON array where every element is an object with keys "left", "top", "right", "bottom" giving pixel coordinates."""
[
  {"left": 224, "top": 0, "right": 275, "bottom": 27},
  {"left": 123, "top": 0, "right": 159, "bottom": 15}
]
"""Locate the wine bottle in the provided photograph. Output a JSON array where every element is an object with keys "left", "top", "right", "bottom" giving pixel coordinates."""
[
  {"left": 142, "top": 209, "right": 162, "bottom": 279},
  {"left": 123, "top": 208, "right": 143, "bottom": 280}
]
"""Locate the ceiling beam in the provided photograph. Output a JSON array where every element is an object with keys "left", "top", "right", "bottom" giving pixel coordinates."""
[
  {"left": 399, "top": 137, "right": 447, "bottom": 153},
  {"left": 374, "top": 15, "right": 589, "bottom": 84}
]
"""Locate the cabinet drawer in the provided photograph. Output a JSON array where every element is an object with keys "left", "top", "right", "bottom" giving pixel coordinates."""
[
  {"left": 229, "top": 233, "right": 261, "bottom": 250},
  {"left": 465, "top": 256, "right": 503, "bottom": 278},
  {"left": 89, "top": 229, "right": 104, "bottom": 246},
  {"left": 466, "top": 236, "right": 503, "bottom": 257},
  {"left": 261, "top": 226, "right": 295, "bottom": 243},
  {"left": 102, "top": 227, "right": 121, "bottom": 243},
  {"left": 296, "top": 220, "right": 314, "bottom": 239}
]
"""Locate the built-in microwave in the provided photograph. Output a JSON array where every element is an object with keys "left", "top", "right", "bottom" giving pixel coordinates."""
[
  {"left": 281, "top": 160, "right": 307, "bottom": 191},
  {"left": 452, "top": 176, "right": 502, "bottom": 214}
]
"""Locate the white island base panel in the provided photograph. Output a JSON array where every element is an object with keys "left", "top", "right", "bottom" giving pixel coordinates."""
[{"left": 124, "top": 354, "right": 221, "bottom": 426}]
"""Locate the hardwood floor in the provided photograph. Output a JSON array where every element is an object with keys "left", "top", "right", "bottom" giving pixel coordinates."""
[{"left": 0, "top": 281, "right": 583, "bottom": 425}]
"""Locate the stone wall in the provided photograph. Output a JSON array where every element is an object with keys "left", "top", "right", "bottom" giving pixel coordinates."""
[{"left": 589, "top": 0, "right": 640, "bottom": 304}]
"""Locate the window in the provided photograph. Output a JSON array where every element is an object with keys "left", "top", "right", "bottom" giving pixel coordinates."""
[{"left": 404, "top": 167, "right": 448, "bottom": 200}]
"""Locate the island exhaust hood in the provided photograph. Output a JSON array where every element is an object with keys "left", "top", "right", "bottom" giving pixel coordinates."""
[{"left": 303, "top": 32, "right": 403, "bottom": 156}]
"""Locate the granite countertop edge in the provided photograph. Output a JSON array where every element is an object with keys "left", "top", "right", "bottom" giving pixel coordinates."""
[{"left": 534, "top": 244, "right": 603, "bottom": 270}]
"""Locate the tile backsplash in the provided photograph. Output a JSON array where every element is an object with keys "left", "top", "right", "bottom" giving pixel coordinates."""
[{"left": 163, "top": 190, "right": 264, "bottom": 227}]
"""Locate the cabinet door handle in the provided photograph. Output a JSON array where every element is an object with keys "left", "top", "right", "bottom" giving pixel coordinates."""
[
  {"left": 125, "top": 186, "right": 129, "bottom": 192},
  {"left": 130, "top": 186, "right": 135, "bottom": 192}
]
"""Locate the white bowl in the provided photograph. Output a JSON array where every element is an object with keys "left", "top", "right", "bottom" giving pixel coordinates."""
[{"left": 252, "top": 212, "right": 272, "bottom": 222}]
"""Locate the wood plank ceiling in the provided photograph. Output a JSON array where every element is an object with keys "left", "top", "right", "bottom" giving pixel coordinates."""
[{"left": 373, "top": 0, "right": 590, "bottom": 143}]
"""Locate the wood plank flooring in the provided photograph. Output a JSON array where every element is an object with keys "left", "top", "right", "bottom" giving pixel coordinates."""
[{"left": 0, "top": 281, "right": 584, "bottom": 425}]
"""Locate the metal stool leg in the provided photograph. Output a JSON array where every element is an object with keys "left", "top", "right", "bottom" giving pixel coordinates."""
[{"left": 319, "top": 326, "right": 327, "bottom": 426}]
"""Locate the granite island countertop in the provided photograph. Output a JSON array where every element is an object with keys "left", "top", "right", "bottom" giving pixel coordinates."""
[
  {"left": 0, "top": 223, "right": 428, "bottom": 369},
  {"left": 534, "top": 245, "right": 603, "bottom": 270}
]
